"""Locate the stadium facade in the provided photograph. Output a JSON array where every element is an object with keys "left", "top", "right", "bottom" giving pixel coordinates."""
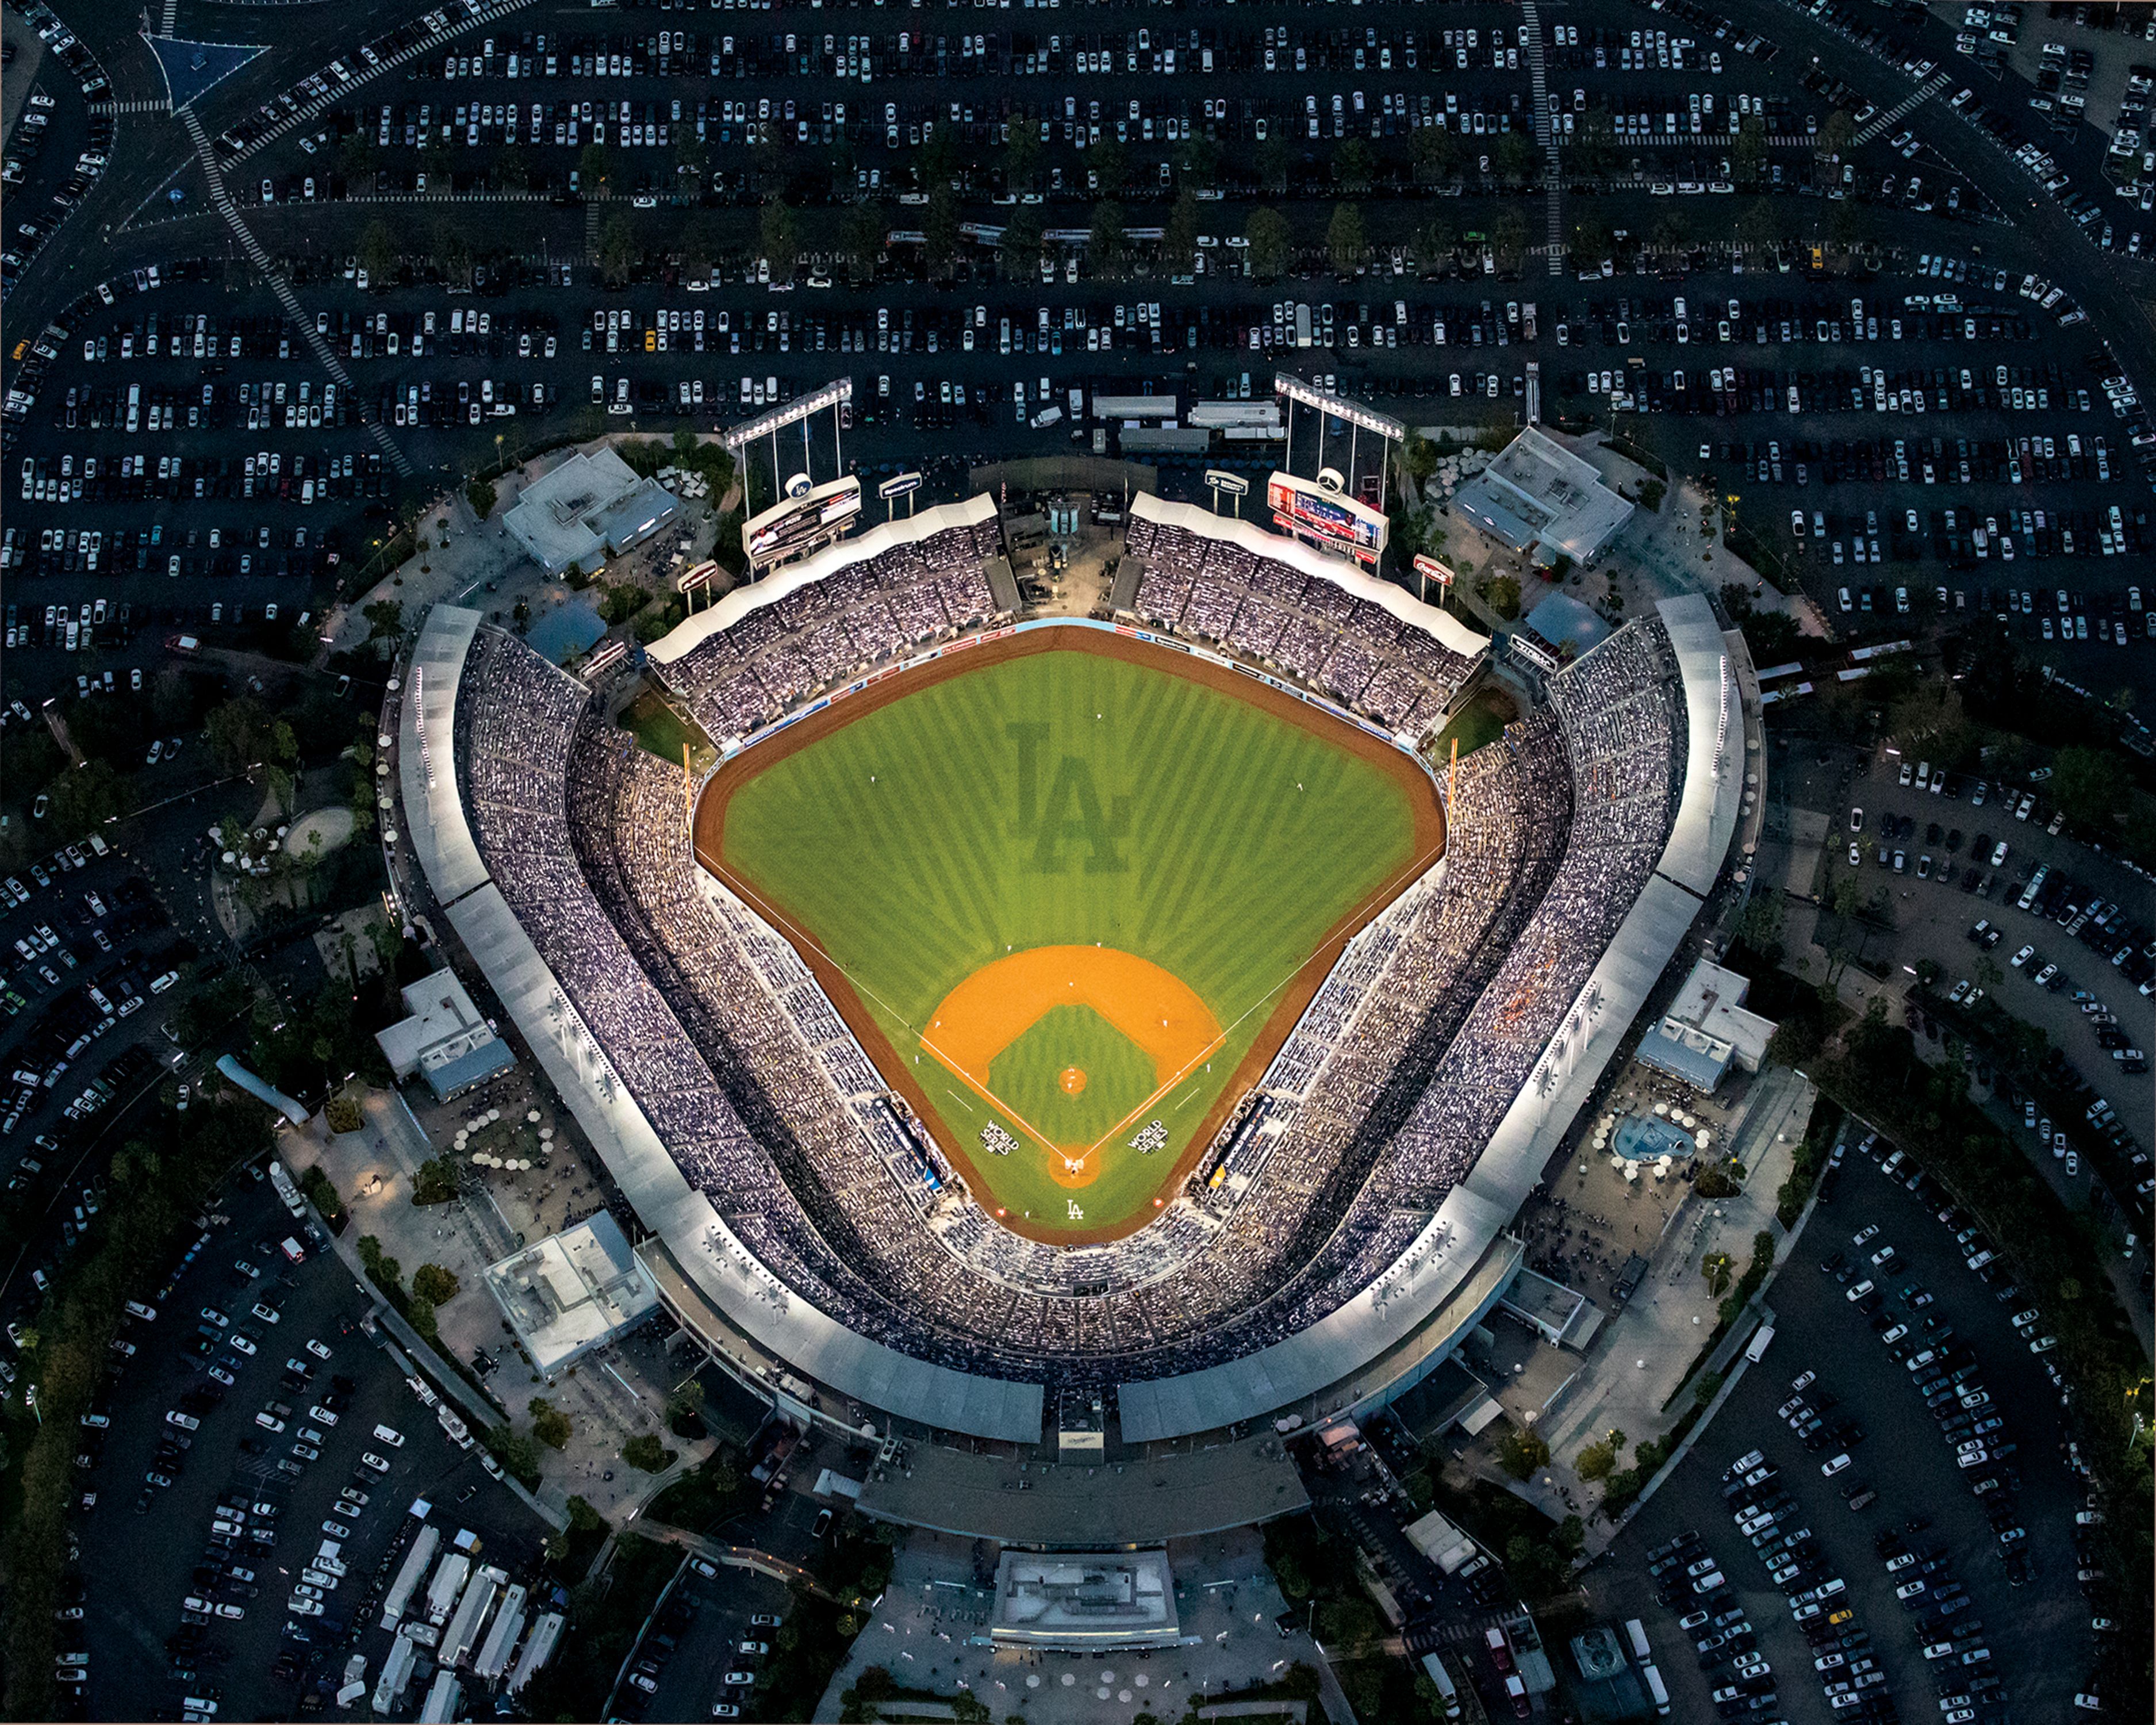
[{"left": 393, "top": 488, "right": 1744, "bottom": 1538}]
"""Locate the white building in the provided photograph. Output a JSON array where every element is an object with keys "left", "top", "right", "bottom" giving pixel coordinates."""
[
  {"left": 502, "top": 447, "right": 682, "bottom": 577},
  {"left": 375, "top": 968, "right": 515, "bottom": 1101},
  {"left": 1449, "top": 427, "right": 1635, "bottom": 568},
  {"left": 484, "top": 1212, "right": 661, "bottom": 1378},
  {"left": 1636, "top": 957, "right": 1779, "bottom": 1093}
]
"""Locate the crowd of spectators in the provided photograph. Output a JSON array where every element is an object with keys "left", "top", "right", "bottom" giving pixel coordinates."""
[
  {"left": 437, "top": 565, "right": 1687, "bottom": 1404},
  {"left": 662, "top": 520, "right": 1004, "bottom": 744},
  {"left": 1123, "top": 516, "right": 1480, "bottom": 740}
]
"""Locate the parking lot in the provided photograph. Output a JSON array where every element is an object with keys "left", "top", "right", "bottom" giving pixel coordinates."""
[
  {"left": 72, "top": 1156, "right": 543, "bottom": 1721},
  {"left": 626, "top": 1558, "right": 793, "bottom": 1723},
  {"left": 7, "top": 0, "right": 2156, "bottom": 730},
  {"left": 1597, "top": 1135, "right": 2108, "bottom": 1724}
]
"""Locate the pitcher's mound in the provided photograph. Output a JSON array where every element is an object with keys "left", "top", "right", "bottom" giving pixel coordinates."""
[{"left": 1058, "top": 1067, "right": 1088, "bottom": 1095}]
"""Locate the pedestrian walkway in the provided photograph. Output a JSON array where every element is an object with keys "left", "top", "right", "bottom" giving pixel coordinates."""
[
  {"left": 182, "top": 105, "right": 415, "bottom": 475},
  {"left": 89, "top": 97, "right": 167, "bottom": 115},
  {"left": 223, "top": 0, "right": 540, "bottom": 164},
  {"left": 1852, "top": 71, "right": 1952, "bottom": 146},
  {"left": 1538, "top": 1069, "right": 1817, "bottom": 1472},
  {"left": 1521, "top": 0, "right": 1566, "bottom": 277}
]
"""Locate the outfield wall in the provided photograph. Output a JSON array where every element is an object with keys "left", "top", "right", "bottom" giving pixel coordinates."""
[
  {"left": 1119, "top": 598, "right": 1741, "bottom": 1442},
  {"left": 701, "top": 615, "right": 1453, "bottom": 806}
]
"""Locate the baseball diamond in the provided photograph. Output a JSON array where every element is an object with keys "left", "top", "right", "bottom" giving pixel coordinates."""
[{"left": 697, "top": 630, "right": 1445, "bottom": 1240}]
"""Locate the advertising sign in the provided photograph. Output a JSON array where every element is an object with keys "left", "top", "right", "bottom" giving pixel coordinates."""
[
  {"left": 743, "top": 476, "right": 863, "bottom": 566},
  {"left": 1266, "top": 471, "right": 1387, "bottom": 565}
]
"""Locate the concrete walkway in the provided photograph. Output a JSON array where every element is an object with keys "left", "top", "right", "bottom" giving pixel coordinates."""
[
  {"left": 293, "top": 1088, "right": 715, "bottom": 1523},
  {"left": 1522, "top": 1070, "right": 1817, "bottom": 1513},
  {"left": 815, "top": 1528, "right": 1355, "bottom": 1725}
]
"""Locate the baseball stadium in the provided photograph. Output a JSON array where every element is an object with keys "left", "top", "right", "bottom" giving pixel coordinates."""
[{"left": 394, "top": 464, "right": 1744, "bottom": 1539}]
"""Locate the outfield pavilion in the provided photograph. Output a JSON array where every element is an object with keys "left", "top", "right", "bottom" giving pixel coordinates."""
[{"left": 391, "top": 487, "right": 1748, "bottom": 1543}]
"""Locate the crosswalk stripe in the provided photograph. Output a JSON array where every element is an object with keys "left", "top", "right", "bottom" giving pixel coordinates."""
[
  {"left": 1852, "top": 71, "right": 1951, "bottom": 146},
  {"left": 224, "top": 0, "right": 539, "bottom": 165},
  {"left": 180, "top": 106, "right": 413, "bottom": 478},
  {"left": 1522, "top": 1, "right": 1565, "bottom": 277}
]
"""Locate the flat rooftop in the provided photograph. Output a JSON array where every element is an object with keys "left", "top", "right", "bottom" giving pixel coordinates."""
[{"left": 990, "top": 1548, "right": 1179, "bottom": 1647}]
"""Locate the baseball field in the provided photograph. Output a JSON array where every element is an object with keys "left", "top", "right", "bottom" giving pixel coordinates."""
[{"left": 697, "top": 630, "right": 1445, "bottom": 1242}]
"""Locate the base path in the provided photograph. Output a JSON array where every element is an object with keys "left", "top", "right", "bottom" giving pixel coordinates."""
[{"left": 689, "top": 626, "right": 1445, "bottom": 1246}]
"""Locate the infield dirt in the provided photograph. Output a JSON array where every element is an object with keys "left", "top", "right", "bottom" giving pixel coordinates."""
[{"left": 692, "top": 626, "right": 1445, "bottom": 1244}]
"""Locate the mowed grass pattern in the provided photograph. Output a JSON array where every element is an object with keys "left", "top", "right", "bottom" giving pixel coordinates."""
[
  {"left": 717, "top": 646, "right": 1419, "bottom": 1230},
  {"left": 991, "top": 1003, "right": 1153, "bottom": 1128}
]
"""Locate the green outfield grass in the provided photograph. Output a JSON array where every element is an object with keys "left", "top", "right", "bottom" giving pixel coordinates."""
[{"left": 716, "top": 643, "right": 1422, "bottom": 1235}]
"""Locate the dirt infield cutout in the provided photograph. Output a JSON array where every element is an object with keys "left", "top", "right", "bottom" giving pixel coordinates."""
[{"left": 923, "top": 945, "right": 1223, "bottom": 1184}]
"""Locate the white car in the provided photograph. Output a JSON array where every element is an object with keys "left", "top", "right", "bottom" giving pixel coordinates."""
[
  {"left": 360, "top": 1452, "right": 391, "bottom": 1474},
  {"left": 305, "top": 1339, "right": 331, "bottom": 1360}
]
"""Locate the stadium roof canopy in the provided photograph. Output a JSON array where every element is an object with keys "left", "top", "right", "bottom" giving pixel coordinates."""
[
  {"left": 1127, "top": 490, "right": 1489, "bottom": 662},
  {"left": 402, "top": 601, "right": 1044, "bottom": 1443},
  {"left": 399, "top": 605, "right": 489, "bottom": 904},
  {"left": 1121, "top": 597, "right": 1743, "bottom": 1440},
  {"left": 1654, "top": 595, "right": 1746, "bottom": 896},
  {"left": 646, "top": 493, "right": 999, "bottom": 666}
]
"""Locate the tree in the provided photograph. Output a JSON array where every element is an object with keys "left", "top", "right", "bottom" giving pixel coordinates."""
[
  {"left": 406, "top": 1293, "right": 438, "bottom": 1339},
  {"left": 1161, "top": 189, "right": 1200, "bottom": 272},
  {"left": 412, "top": 1263, "right": 461, "bottom": 1305},
  {"left": 1482, "top": 574, "right": 1522, "bottom": 619},
  {"left": 1495, "top": 130, "right": 1536, "bottom": 186},
  {"left": 465, "top": 478, "right": 497, "bottom": 519},
  {"left": 337, "top": 131, "right": 378, "bottom": 185},
  {"left": 1175, "top": 133, "right": 1222, "bottom": 189},
  {"left": 1415, "top": 214, "right": 1457, "bottom": 273},
  {"left": 599, "top": 213, "right": 637, "bottom": 285},
  {"left": 45, "top": 761, "right": 132, "bottom": 838},
  {"left": 1651, "top": 208, "right": 1690, "bottom": 256},
  {"left": 359, "top": 219, "right": 398, "bottom": 286},
  {"left": 1491, "top": 208, "right": 1530, "bottom": 275},
  {"left": 1568, "top": 112, "right": 1616, "bottom": 179},
  {"left": 1574, "top": 1427, "right": 1627, "bottom": 1481},
  {"left": 2050, "top": 746, "right": 2121, "bottom": 834},
  {"left": 530, "top": 1398, "right": 573, "bottom": 1450},
  {"left": 1497, "top": 1424, "right": 1549, "bottom": 1480},
  {"left": 1246, "top": 206, "right": 1293, "bottom": 280},
  {"left": 356, "top": 1235, "right": 403, "bottom": 1298},
  {"left": 362, "top": 599, "right": 404, "bottom": 643},
  {"left": 1405, "top": 430, "right": 1440, "bottom": 486},
  {"left": 433, "top": 219, "right": 474, "bottom": 289},
  {"left": 580, "top": 139, "right": 611, "bottom": 191},
  {"left": 665, "top": 1379, "right": 706, "bottom": 1436},
  {"left": 566, "top": 1495, "right": 605, "bottom": 1534},
  {"left": 1326, "top": 201, "right": 1366, "bottom": 275},
  {"left": 411, "top": 1156, "right": 458, "bottom": 1206},
  {"left": 1816, "top": 110, "right": 1855, "bottom": 174},
  {"left": 1333, "top": 138, "right": 1376, "bottom": 190},
  {"left": 485, "top": 1424, "right": 541, "bottom": 1486},
  {"left": 924, "top": 185, "right": 960, "bottom": 277},
  {"left": 1734, "top": 114, "right": 1769, "bottom": 187},
  {"left": 1413, "top": 125, "right": 1458, "bottom": 185},
  {"left": 1089, "top": 136, "right": 1126, "bottom": 198},
  {"left": 842, "top": 202, "right": 886, "bottom": 284},
  {"left": 1254, "top": 133, "right": 1292, "bottom": 193},
  {"left": 204, "top": 695, "right": 292, "bottom": 772},
  {"left": 1571, "top": 209, "right": 1615, "bottom": 269},
  {"left": 1739, "top": 197, "right": 1782, "bottom": 256},
  {"left": 759, "top": 197, "right": 799, "bottom": 282},
  {"left": 999, "top": 203, "right": 1044, "bottom": 277},
  {"left": 622, "top": 1432, "right": 672, "bottom": 1471},
  {"left": 1001, "top": 120, "right": 1040, "bottom": 191},
  {"left": 1088, "top": 198, "right": 1127, "bottom": 270}
]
